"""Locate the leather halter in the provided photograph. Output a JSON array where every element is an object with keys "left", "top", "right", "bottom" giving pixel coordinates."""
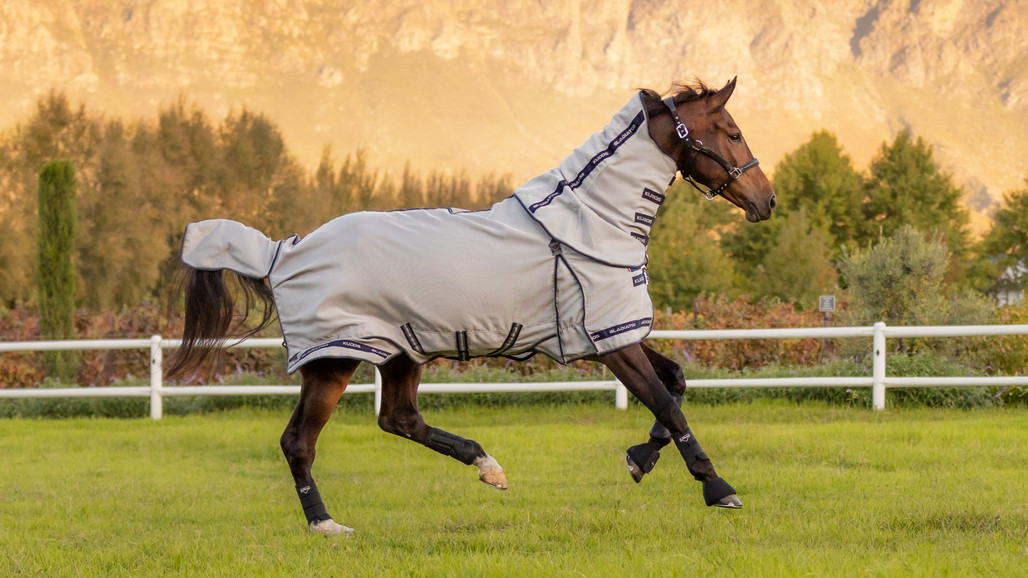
[{"left": 662, "top": 96, "right": 760, "bottom": 200}]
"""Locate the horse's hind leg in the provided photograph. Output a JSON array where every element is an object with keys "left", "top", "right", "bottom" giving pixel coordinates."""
[
  {"left": 280, "top": 357, "right": 361, "bottom": 535},
  {"left": 376, "top": 354, "right": 507, "bottom": 490},
  {"left": 625, "top": 343, "right": 686, "bottom": 483},
  {"left": 598, "top": 344, "right": 741, "bottom": 509}
]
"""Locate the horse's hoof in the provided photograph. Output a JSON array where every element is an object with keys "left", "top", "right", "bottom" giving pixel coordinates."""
[
  {"left": 479, "top": 468, "right": 508, "bottom": 490},
  {"left": 309, "top": 518, "right": 354, "bottom": 536},
  {"left": 712, "top": 494, "right": 742, "bottom": 509},
  {"left": 625, "top": 443, "right": 660, "bottom": 483},
  {"left": 703, "top": 476, "right": 739, "bottom": 508},
  {"left": 626, "top": 455, "right": 645, "bottom": 483},
  {"left": 474, "top": 455, "right": 508, "bottom": 490}
]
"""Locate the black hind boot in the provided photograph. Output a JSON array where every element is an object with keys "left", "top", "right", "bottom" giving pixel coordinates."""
[{"left": 625, "top": 418, "right": 674, "bottom": 483}]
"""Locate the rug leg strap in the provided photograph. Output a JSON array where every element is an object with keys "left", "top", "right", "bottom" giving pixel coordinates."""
[{"left": 296, "top": 481, "right": 331, "bottom": 523}]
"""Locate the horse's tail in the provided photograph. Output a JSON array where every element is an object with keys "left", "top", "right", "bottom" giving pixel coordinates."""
[{"left": 165, "top": 220, "right": 281, "bottom": 380}]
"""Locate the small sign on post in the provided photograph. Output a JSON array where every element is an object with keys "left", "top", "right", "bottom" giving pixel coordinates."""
[
  {"left": 818, "top": 295, "right": 836, "bottom": 361},
  {"left": 818, "top": 295, "right": 836, "bottom": 313}
]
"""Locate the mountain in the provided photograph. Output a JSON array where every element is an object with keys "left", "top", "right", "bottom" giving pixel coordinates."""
[{"left": 2, "top": 0, "right": 1027, "bottom": 231}]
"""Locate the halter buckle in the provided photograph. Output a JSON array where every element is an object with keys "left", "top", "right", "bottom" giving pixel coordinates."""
[
  {"left": 676, "top": 123, "right": 689, "bottom": 139},
  {"left": 729, "top": 166, "right": 742, "bottom": 178}
]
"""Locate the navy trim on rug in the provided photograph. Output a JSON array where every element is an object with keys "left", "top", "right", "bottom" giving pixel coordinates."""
[
  {"left": 291, "top": 339, "right": 391, "bottom": 364},
  {"left": 641, "top": 188, "right": 666, "bottom": 206},
  {"left": 589, "top": 317, "right": 653, "bottom": 342},
  {"left": 634, "top": 212, "right": 655, "bottom": 226},
  {"left": 528, "top": 111, "right": 646, "bottom": 214}
]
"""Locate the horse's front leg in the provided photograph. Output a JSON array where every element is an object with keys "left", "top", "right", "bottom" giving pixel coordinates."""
[
  {"left": 596, "top": 344, "right": 741, "bottom": 508},
  {"left": 377, "top": 354, "right": 507, "bottom": 490},
  {"left": 624, "top": 343, "right": 686, "bottom": 483},
  {"left": 281, "top": 357, "right": 361, "bottom": 535}
]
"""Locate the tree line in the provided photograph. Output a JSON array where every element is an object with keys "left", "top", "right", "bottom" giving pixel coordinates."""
[
  {"left": 0, "top": 92, "right": 512, "bottom": 312},
  {"left": 648, "top": 130, "right": 1028, "bottom": 317},
  {"left": 1, "top": 92, "right": 1027, "bottom": 321}
]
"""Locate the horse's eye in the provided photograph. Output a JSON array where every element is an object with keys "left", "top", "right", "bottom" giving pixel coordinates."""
[{"left": 728, "top": 133, "right": 742, "bottom": 142}]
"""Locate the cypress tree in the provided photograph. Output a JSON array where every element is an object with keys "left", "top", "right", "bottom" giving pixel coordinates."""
[{"left": 37, "top": 160, "right": 78, "bottom": 381}]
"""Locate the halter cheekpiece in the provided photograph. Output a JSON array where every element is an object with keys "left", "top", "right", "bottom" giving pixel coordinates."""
[{"left": 661, "top": 96, "right": 760, "bottom": 200}]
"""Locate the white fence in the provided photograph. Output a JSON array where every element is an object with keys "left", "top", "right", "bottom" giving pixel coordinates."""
[{"left": 1, "top": 323, "right": 1027, "bottom": 419}]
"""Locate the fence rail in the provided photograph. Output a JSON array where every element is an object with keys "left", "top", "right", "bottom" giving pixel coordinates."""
[{"left": 2, "top": 323, "right": 1026, "bottom": 419}]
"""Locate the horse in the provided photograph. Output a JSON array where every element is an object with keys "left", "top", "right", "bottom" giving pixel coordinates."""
[{"left": 166, "top": 77, "right": 775, "bottom": 535}]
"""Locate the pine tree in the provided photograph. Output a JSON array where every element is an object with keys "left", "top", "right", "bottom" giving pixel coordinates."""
[
  {"left": 972, "top": 180, "right": 1028, "bottom": 298},
  {"left": 860, "top": 130, "right": 970, "bottom": 269},
  {"left": 722, "top": 130, "right": 860, "bottom": 287},
  {"left": 771, "top": 130, "right": 864, "bottom": 253},
  {"left": 37, "top": 160, "right": 78, "bottom": 381}
]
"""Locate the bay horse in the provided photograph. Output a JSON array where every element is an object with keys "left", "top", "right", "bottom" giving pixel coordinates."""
[{"left": 167, "top": 77, "right": 775, "bottom": 535}]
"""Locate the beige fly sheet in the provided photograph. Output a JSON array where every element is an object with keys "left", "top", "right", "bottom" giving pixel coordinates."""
[{"left": 180, "top": 92, "right": 677, "bottom": 372}]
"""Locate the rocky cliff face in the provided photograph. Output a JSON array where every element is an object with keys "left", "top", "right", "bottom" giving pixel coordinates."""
[{"left": 2, "top": 0, "right": 1026, "bottom": 226}]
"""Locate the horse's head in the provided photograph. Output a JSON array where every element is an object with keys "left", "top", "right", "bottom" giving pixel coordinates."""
[{"left": 647, "top": 77, "right": 776, "bottom": 222}]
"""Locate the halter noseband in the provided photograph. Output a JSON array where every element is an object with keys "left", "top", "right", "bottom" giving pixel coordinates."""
[{"left": 662, "top": 96, "right": 760, "bottom": 200}]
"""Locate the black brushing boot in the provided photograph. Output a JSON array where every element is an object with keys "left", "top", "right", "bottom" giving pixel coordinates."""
[
  {"left": 626, "top": 439, "right": 663, "bottom": 482},
  {"left": 702, "top": 477, "right": 742, "bottom": 508},
  {"left": 672, "top": 428, "right": 743, "bottom": 509},
  {"left": 625, "top": 420, "right": 673, "bottom": 483}
]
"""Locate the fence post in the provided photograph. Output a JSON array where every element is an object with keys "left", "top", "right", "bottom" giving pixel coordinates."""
[
  {"left": 872, "top": 322, "right": 886, "bottom": 411},
  {"left": 374, "top": 367, "right": 382, "bottom": 417},
  {"left": 149, "top": 335, "right": 163, "bottom": 420},
  {"left": 615, "top": 380, "right": 628, "bottom": 410}
]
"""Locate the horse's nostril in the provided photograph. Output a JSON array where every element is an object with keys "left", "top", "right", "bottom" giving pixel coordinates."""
[{"left": 768, "top": 194, "right": 777, "bottom": 212}]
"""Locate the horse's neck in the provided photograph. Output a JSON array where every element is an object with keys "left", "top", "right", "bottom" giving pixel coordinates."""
[
  {"left": 565, "top": 136, "right": 675, "bottom": 247},
  {"left": 511, "top": 94, "right": 676, "bottom": 268}
]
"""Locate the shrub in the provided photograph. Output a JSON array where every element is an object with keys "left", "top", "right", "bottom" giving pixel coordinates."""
[
  {"left": 649, "top": 296, "right": 824, "bottom": 369},
  {"left": 0, "top": 301, "right": 293, "bottom": 389},
  {"left": 837, "top": 226, "right": 996, "bottom": 364},
  {"left": 987, "top": 304, "right": 1028, "bottom": 406}
]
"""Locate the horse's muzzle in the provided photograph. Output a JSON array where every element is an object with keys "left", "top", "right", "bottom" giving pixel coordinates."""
[{"left": 745, "top": 194, "right": 775, "bottom": 222}]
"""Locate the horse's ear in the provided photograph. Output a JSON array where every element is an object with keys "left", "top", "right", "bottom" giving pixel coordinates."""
[{"left": 709, "top": 77, "right": 738, "bottom": 111}]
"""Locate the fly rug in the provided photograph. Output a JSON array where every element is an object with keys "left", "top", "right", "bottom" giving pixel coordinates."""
[{"left": 169, "top": 77, "right": 776, "bottom": 535}]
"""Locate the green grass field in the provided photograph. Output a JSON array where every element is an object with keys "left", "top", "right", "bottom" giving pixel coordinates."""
[{"left": 1, "top": 402, "right": 1026, "bottom": 576}]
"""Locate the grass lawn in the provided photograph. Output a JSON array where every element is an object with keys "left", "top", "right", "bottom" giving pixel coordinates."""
[{"left": 1, "top": 402, "right": 1026, "bottom": 576}]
